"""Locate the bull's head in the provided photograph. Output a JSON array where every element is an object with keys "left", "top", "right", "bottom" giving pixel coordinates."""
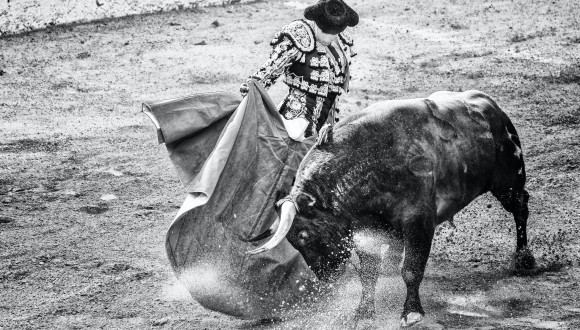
[
  {"left": 248, "top": 141, "right": 354, "bottom": 281},
  {"left": 248, "top": 199, "right": 353, "bottom": 281}
]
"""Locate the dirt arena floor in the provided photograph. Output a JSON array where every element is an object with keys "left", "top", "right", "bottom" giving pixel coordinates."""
[{"left": 1, "top": 0, "right": 579, "bottom": 329}]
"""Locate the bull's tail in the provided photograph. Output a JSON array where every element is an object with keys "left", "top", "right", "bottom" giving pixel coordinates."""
[{"left": 484, "top": 94, "right": 535, "bottom": 270}]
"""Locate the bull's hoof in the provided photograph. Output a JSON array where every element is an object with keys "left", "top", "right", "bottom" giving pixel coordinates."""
[
  {"left": 401, "top": 312, "right": 423, "bottom": 328},
  {"left": 513, "top": 247, "right": 536, "bottom": 272},
  {"left": 400, "top": 312, "right": 423, "bottom": 328}
]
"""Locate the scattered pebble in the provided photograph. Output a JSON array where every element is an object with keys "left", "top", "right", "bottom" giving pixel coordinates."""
[
  {"left": 61, "top": 190, "right": 79, "bottom": 197},
  {"left": 76, "top": 51, "right": 91, "bottom": 59},
  {"left": 211, "top": 20, "right": 220, "bottom": 27},
  {"left": 131, "top": 271, "right": 153, "bottom": 281},
  {"left": 254, "top": 40, "right": 262, "bottom": 44},
  {"left": 106, "top": 168, "right": 124, "bottom": 177},
  {"left": 0, "top": 216, "right": 15, "bottom": 223},
  {"left": 194, "top": 41, "right": 207, "bottom": 46},
  {"left": 79, "top": 205, "right": 109, "bottom": 214},
  {"left": 100, "top": 194, "right": 117, "bottom": 201},
  {"left": 82, "top": 260, "right": 104, "bottom": 269},
  {"left": 102, "top": 262, "right": 132, "bottom": 274},
  {"left": 151, "top": 317, "right": 170, "bottom": 326},
  {"left": 31, "top": 186, "right": 48, "bottom": 193},
  {"left": 1, "top": 197, "right": 13, "bottom": 203},
  {"left": 0, "top": 69, "right": 5, "bottom": 76}
]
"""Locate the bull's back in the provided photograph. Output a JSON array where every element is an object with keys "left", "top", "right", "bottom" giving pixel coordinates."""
[{"left": 340, "top": 90, "right": 503, "bottom": 223}]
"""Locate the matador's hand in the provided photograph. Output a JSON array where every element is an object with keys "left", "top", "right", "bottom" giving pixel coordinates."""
[{"left": 239, "top": 82, "right": 249, "bottom": 97}]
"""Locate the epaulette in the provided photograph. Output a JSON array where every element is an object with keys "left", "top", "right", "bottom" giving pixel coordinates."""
[
  {"left": 338, "top": 30, "right": 356, "bottom": 57},
  {"left": 338, "top": 31, "right": 354, "bottom": 47},
  {"left": 271, "top": 19, "right": 315, "bottom": 53}
]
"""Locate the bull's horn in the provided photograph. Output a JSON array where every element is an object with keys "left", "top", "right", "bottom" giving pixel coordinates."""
[
  {"left": 247, "top": 201, "right": 296, "bottom": 254},
  {"left": 246, "top": 217, "right": 280, "bottom": 242}
]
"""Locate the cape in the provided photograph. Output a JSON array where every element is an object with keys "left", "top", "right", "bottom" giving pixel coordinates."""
[{"left": 143, "top": 81, "right": 320, "bottom": 319}]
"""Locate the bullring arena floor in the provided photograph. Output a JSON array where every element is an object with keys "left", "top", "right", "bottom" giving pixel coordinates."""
[{"left": 1, "top": 0, "right": 579, "bottom": 329}]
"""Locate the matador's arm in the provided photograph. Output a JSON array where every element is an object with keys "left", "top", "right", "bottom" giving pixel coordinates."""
[{"left": 247, "top": 20, "right": 316, "bottom": 89}]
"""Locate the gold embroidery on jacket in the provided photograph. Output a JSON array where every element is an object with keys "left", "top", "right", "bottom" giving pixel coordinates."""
[{"left": 248, "top": 19, "right": 354, "bottom": 134}]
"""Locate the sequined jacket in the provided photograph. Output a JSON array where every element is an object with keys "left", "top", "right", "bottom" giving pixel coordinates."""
[{"left": 249, "top": 19, "right": 356, "bottom": 137}]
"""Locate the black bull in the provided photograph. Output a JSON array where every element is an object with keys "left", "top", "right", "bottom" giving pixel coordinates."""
[{"left": 248, "top": 90, "right": 536, "bottom": 327}]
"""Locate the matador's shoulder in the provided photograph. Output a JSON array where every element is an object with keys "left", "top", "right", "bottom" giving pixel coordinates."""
[
  {"left": 338, "top": 30, "right": 354, "bottom": 47},
  {"left": 338, "top": 30, "right": 356, "bottom": 57},
  {"left": 271, "top": 19, "right": 315, "bottom": 52}
]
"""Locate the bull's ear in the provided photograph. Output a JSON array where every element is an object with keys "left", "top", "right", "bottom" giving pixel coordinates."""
[
  {"left": 316, "top": 124, "right": 333, "bottom": 146},
  {"left": 408, "top": 155, "right": 433, "bottom": 176}
]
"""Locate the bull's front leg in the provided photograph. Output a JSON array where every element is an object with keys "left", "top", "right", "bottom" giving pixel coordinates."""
[
  {"left": 400, "top": 221, "right": 434, "bottom": 328},
  {"left": 354, "top": 250, "right": 380, "bottom": 320}
]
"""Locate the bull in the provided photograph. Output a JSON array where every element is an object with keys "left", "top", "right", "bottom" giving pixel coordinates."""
[{"left": 247, "top": 90, "right": 536, "bottom": 327}]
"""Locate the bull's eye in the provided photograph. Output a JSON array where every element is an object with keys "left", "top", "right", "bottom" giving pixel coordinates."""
[
  {"left": 296, "top": 193, "right": 317, "bottom": 215},
  {"left": 298, "top": 230, "right": 309, "bottom": 246}
]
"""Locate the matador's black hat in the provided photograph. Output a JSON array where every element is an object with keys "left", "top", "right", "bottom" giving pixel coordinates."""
[{"left": 304, "top": 0, "right": 359, "bottom": 35}]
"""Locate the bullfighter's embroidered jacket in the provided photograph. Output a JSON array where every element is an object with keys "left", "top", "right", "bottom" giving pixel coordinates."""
[{"left": 249, "top": 19, "right": 356, "bottom": 137}]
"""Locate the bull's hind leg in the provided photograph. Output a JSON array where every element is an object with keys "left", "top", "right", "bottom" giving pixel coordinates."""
[{"left": 491, "top": 119, "right": 536, "bottom": 271}]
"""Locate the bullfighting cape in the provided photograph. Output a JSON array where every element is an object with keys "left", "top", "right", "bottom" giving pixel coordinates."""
[{"left": 143, "top": 81, "right": 320, "bottom": 319}]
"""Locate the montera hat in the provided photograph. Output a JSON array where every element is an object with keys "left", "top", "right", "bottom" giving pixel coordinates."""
[{"left": 304, "top": 0, "right": 359, "bottom": 35}]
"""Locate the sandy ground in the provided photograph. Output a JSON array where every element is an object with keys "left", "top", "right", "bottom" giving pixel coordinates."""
[{"left": 1, "top": 0, "right": 579, "bottom": 329}]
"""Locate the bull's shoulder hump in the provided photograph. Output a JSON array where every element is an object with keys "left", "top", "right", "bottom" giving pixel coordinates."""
[
  {"left": 336, "top": 99, "right": 428, "bottom": 139},
  {"left": 363, "top": 98, "right": 428, "bottom": 114},
  {"left": 427, "top": 90, "right": 487, "bottom": 101},
  {"left": 429, "top": 90, "right": 497, "bottom": 109},
  {"left": 358, "top": 99, "right": 432, "bottom": 124},
  {"left": 462, "top": 90, "right": 501, "bottom": 113}
]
